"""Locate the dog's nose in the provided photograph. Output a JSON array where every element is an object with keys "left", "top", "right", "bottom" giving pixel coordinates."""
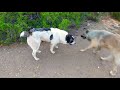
[
  {"left": 81, "top": 35, "right": 84, "bottom": 37},
  {"left": 81, "top": 35, "right": 86, "bottom": 39}
]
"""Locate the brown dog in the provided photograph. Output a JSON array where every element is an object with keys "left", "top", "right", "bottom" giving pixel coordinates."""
[{"left": 80, "top": 30, "right": 120, "bottom": 76}]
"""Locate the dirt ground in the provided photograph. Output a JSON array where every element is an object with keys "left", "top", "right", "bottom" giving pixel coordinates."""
[{"left": 0, "top": 17, "right": 120, "bottom": 78}]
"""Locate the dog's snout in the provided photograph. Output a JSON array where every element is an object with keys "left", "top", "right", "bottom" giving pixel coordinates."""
[
  {"left": 81, "top": 35, "right": 86, "bottom": 39},
  {"left": 81, "top": 35, "right": 84, "bottom": 37}
]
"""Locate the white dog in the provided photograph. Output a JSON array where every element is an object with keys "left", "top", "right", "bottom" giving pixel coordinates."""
[{"left": 20, "top": 28, "right": 76, "bottom": 60}]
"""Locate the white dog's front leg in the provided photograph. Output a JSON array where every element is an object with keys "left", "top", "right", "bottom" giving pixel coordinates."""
[
  {"left": 50, "top": 44, "right": 56, "bottom": 54},
  {"left": 32, "top": 50, "right": 39, "bottom": 60}
]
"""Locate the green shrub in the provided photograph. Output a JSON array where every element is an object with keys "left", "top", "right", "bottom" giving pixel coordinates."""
[
  {"left": 110, "top": 12, "right": 120, "bottom": 21},
  {"left": 0, "top": 12, "right": 104, "bottom": 45},
  {"left": 58, "top": 19, "right": 71, "bottom": 31},
  {"left": 84, "top": 12, "right": 103, "bottom": 22}
]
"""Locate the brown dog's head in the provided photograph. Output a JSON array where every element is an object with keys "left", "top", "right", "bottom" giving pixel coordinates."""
[{"left": 81, "top": 30, "right": 89, "bottom": 39}]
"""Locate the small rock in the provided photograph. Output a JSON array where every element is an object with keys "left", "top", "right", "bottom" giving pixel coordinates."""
[
  {"left": 33, "top": 74, "right": 36, "bottom": 77},
  {"left": 15, "top": 74, "right": 18, "bottom": 77},
  {"left": 36, "top": 66, "right": 39, "bottom": 69}
]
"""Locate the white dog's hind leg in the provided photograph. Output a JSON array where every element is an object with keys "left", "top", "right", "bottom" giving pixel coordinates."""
[{"left": 27, "top": 36, "right": 41, "bottom": 60}]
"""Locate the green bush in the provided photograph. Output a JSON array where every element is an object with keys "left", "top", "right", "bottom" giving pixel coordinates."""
[
  {"left": 58, "top": 19, "right": 71, "bottom": 31},
  {"left": 84, "top": 12, "right": 103, "bottom": 22},
  {"left": 110, "top": 12, "right": 120, "bottom": 21},
  {"left": 0, "top": 12, "right": 103, "bottom": 45}
]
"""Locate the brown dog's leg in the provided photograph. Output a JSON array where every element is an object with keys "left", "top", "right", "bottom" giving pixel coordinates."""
[
  {"left": 109, "top": 54, "right": 120, "bottom": 76},
  {"left": 80, "top": 39, "right": 98, "bottom": 52},
  {"left": 110, "top": 62, "right": 117, "bottom": 76},
  {"left": 110, "top": 54, "right": 120, "bottom": 76},
  {"left": 100, "top": 55, "right": 114, "bottom": 61},
  {"left": 93, "top": 46, "right": 101, "bottom": 54}
]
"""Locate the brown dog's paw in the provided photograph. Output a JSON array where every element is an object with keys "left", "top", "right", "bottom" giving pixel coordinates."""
[
  {"left": 110, "top": 70, "right": 117, "bottom": 76},
  {"left": 100, "top": 57, "right": 104, "bottom": 60},
  {"left": 80, "top": 49, "right": 85, "bottom": 52}
]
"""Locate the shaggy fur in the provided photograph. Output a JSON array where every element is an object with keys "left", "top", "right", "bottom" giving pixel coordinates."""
[{"left": 80, "top": 30, "right": 120, "bottom": 76}]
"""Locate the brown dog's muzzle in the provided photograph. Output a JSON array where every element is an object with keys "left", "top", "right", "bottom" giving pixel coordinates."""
[{"left": 81, "top": 35, "right": 86, "bottom": 39}]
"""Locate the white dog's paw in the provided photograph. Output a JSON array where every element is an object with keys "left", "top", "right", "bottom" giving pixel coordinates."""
[
  {"left": 110, "top": 70, "right": 117, "bottom": 76},
  {"left": 51, "top": 51, "right": 55, "bottom": 54},
  {"left": 55, "top": 46, "right": 58, "bottom": 49},
  {"left": 35, "top": 58, "right": 40, "bottom": 61},
  {"left": 80, "top": 49, "right": 85, "bottom": 52},
  {"left": 37, "top": 50, "right": 41, "bottom": 53}
]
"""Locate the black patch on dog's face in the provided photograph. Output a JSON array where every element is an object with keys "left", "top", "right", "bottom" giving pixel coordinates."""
[
  {"left": 66, "top": 34, "right": 75, "bottom": 45},
  {"left": 50, "top": 34, "right": 53, "bottom": 40}
]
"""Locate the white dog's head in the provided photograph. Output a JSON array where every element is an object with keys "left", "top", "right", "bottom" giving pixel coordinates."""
[{"left": 66, "top": 34, "right": 76, "bottom": 45}]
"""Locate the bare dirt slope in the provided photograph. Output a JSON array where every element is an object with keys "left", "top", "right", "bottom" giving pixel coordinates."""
[{"left": 0, "top": 17, "right": 120, "bottom": 78}]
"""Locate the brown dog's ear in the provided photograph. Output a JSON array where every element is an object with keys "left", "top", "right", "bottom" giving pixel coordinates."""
[{"left": 86, "top": 30, "right": 89, "bottom": 34}]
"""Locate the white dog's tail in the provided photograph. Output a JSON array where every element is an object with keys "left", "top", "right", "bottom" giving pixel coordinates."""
[{"left": 20, "top": 31, "right": 31, "bottom": 37}]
